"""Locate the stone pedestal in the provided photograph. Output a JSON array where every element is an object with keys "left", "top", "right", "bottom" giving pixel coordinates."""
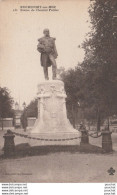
[
  {"left": 29, "top": 80, "right": 80, "bottom": 146},
  {"left": 101, "top": 130, "right": 112, "bottom": 152},
  {"left": 3, "top": 130, "right": 15, "bottom": 157},
  {"left": 80, "top": 129, "right": 89, "bottom": 145}
]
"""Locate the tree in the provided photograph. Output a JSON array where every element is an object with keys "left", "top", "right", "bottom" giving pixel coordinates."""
[
  {"left": 61, "top": 0, "right": 117, "bottom": 129},
  {"left": 21, "top": 99, "right": 38, "bottom": 130},
  {"left": 0, "top": 87, "right": 14, "bottom": 130},
  {"left": 61, "top": 67, "right": 85, "bottom": 127},
  {"left": 23, "top": 99, "right": 38, "bottom": 118},
  {"left": 80, "top": 0, "right": 117, "bottom": 129}
]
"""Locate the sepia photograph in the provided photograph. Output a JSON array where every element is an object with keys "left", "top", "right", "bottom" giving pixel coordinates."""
[{"left": 0, "top": 0, "right": 117, "bottom": 183}]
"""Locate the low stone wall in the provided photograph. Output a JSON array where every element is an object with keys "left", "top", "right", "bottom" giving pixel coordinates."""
[
  {"left": 0, "top": 117, "right": 37, "bottom": 131},
  {"left": 76, "top": 124, "right": 117, "bottom": 133},
  {"left": 110, "top": 125, "right": 117, "bottom": 133},
  {"left": 0, "top": 118, "right": 14, "bottom": 130}
]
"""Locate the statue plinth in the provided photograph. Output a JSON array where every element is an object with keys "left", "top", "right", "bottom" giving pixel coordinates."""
[{"left": 29, "top": 80, "right": 80, "bottom": 145}]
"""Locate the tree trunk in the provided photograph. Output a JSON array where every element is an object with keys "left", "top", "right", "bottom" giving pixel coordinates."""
[
  {"left": 97, "top": 109, "right": 101, "bottom": 132},
  {"left": 2, "top": 118, "right": 3, "bottom": 131},
  {"left": 107, "top": 117, "right": 110, "bottom": 131},
  {"left": 72, "top": 104, "right": 75, "bottom": 128}
]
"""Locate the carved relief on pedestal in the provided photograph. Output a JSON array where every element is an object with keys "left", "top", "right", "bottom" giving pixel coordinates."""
[
  {"left": 37, "top": 81, "right": 67, "bottom": 120},
  {"left": 31, "top": 80, "right": 76, "bottom": 133}
]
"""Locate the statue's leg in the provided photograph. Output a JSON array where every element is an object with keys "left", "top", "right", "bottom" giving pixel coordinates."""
[
  {"left": 49, "top": 54, "right": 57, "bottom": 80},
  {"left": 42, "top": 54, "right": 49, "bottom": 80},
  {"left": 43, "top": 66, "right": 49, "bottom": 80}
]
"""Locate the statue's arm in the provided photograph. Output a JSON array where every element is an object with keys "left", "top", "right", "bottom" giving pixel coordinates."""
[{"left": 37, "top": 38, "right": 45, "bottom": 53}]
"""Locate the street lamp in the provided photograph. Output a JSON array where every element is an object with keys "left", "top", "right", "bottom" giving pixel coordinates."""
[
  {"left": 22, "top": 102, "right": 27, "bottom": 131},
  {"left": 22, "top": 102, "right": 26, "bottom": 109}
]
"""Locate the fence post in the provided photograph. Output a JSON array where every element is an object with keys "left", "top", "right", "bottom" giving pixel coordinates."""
[
  {"left": 3, "top": 130, "right": 15, "bottom": 157},
  {"left": 101, "top": 127, "right": 112, "bottom": 153},
  {"left": 80, "top": 124, "right": 89, "bottom": 145}
]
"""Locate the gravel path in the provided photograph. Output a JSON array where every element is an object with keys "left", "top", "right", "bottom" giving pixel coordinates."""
[
  {"left": 0, "top": 130, "right": 117, "bottom": 183},
  {"left": 0, "top": 152, "right": 117, "bottom": 183}
]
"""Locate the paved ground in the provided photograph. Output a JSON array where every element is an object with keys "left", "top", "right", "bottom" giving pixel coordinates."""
[
  {"left": 0, "top": 129, "right": 117, "bottom": 183},
  {"left": 0, "top": 152, "right": 117, "bottom": 183}
]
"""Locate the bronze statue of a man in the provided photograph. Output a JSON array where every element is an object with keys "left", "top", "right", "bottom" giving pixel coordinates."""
[{"left": 37, "top": 29, "right": 58, "bottom": 80}]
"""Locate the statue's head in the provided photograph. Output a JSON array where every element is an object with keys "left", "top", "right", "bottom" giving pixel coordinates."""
[{"left": 43, "top": 28, "right": 50, "bottom": 37}]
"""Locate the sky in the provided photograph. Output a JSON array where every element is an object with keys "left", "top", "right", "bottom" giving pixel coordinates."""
[{"left": 0, "top": 0, "right": 90, "bottom": 107}]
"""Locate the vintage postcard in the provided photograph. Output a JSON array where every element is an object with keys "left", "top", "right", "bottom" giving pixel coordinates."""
[{"left": 0, "top": 0, "right": 117, "bottom": 185}]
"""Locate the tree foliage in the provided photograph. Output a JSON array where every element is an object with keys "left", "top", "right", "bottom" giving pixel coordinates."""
[
  {"left": 81, "top": 0, "right": 117, "bottom": 119},
  {"left": 61, "top": 0, "right": 117, "bottom": 127},
  {"left": 0, "top": 87, "right": 14, "bottom": 118},
  {"left": 25, "top": 99, "right": 38, "bottom": 118}
]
